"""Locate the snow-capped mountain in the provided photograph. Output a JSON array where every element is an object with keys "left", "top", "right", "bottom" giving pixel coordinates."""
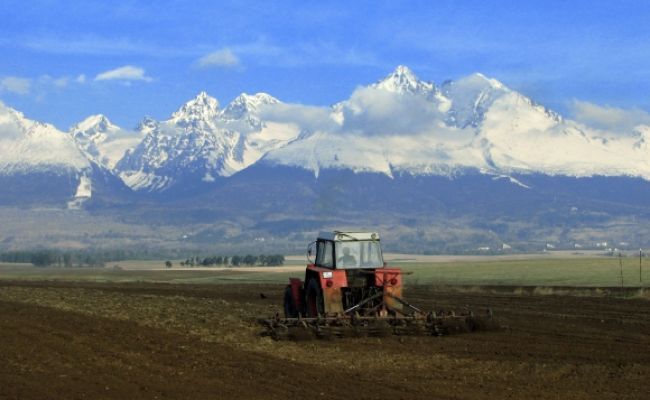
[
  {"left": 0, "top": 102, "right": 138, "bottom": 207},
  {"left": 262, "top": 66, "right": 650, "bottom": 182},
  {"left": 168, "top": 91, "right": 220, "bottom": 128},
  {"left": 115, "top": 91, "right": 300, "bottom": 191},
  {"left": 1, "top": 102, "right": 90, "bottom": 174},
  {"left": 0, "top": 102, "right": 97, "bottom": 206},
  {"left": 221, "top": 92, "right": 280, "bottom": 130},
  {"left": 70, "top": 114, "right": 144, "bottom": 170},
  {"left": 5, "top": 65, "right": 650, "bottom": 199},
  {"left": 373, "top": 65, "right": 451, "bottom": 112},
  {"left": 6, "top": 66, "right": 650, "bottom": 249}
]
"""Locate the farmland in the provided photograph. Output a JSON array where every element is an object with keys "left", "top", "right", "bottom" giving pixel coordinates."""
[{"left": 0, "top": 256, "right": 649, "bottom": 399}]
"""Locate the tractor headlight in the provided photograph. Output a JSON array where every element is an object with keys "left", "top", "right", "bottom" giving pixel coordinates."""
[{"left": 322, "top": 271, "right": 333, "bottom": 278}]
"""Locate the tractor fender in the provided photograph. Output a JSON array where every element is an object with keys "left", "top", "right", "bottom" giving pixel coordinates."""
[
  {"left": 375, "top": 268, "right": 404, "bottom": 312},
  {"left": 304, "top": 264, "right": 346, "bottom": 315}
]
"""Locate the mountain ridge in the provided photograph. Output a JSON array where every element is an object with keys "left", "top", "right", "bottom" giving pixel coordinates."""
[{"left": 3, "top": 65, "right": 650, "bottom": 199}]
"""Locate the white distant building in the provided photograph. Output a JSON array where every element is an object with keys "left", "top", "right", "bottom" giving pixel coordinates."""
[
  {"left": 477, "top": 246, "right": 491, "bottom": 251},
  {"left": 574, "top": 243, "right": 583, "bottom": 249},
  {"left": 502, "top": 243, "right": 512, "bottom": 250},
  {"left": 546, "top": 243, "right": 556, "bottom": 249}
]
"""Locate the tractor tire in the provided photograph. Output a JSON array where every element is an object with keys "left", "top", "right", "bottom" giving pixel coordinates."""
[
  {"left": 305, "top": 278, "right": 325, "bottom": 317},
  {"left": 283, "top": 285, "right": 299, "bottom": 318}
]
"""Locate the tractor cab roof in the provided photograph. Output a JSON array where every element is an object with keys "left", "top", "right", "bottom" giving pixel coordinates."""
[{"left": 317, "top": 231, "right": 380, "bottom": 242}]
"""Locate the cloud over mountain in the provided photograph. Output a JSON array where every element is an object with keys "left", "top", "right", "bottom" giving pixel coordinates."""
[{"left": 571, "top": 100, "right": 650, "bottom": 134}]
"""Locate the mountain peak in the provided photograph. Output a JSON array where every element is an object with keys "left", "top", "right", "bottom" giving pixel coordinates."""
[
  {"left": 463, "top": 73, "right": 507, "bottom": 91},
  {"left": 221, "top": 92, "right": 280, "bottom": 121},
  {"left": 136, "top": 116, "right": 159, "bottom": 133},
  {"left": 394, "top": 65, "right": 416, "bottom": 77},
  {"left": 374, "top": 65, "right": 435, "bottom": 95},
  {"left": 170, "top": 91, "right": 220, "bottom": 126},
  {"left": 71, "top": 114, "right": 117, "bottom": 134},
  {"left": 187, "top": 91, "right": 219, "bottom": 109}
]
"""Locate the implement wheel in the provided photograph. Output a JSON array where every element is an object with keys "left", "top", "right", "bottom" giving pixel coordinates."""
[
  {"left": 283, "top": 285, "right": 299, "bottom": 318},
  {"left": 305, "top": 278, "right": 324, "bottom": 317}
]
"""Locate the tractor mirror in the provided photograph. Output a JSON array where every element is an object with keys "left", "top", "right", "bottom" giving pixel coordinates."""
[{"left": 307, "top": 241, "right": 316, "bottom": 263}]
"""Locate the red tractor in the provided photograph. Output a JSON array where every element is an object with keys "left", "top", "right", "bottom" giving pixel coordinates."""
[{"left": 260, "top": 231, "right": 494, "bottom": 339}]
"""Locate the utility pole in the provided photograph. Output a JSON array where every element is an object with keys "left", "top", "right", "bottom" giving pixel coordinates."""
[{"left": 641, "top": 249, "right": 643, "bottom": 284}]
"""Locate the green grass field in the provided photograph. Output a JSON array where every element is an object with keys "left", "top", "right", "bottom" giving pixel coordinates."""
[
  {"left": 1, "top": 257, "right": 649, "bottom": 288},
  {"left": 400, "top": 258, "right": 650, "bottom": 287}
]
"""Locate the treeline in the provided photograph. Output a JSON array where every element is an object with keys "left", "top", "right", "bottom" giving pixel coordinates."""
[
  {"left": 178, "top": 254, "right": 285, "bottom": 267},
  {"left": 0, "top": 250, "right": 112, "bottom": 267},
  {"left": 1, "top": 250, "right": 286, "bottom": 268}
]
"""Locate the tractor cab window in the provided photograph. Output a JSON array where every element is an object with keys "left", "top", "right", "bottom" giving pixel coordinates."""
[
  {"left": 315, "top": 240, "right": 334, "bottom": 268},
  {"left": 335, "top": 240, "right": 383, "bottom": 269}
]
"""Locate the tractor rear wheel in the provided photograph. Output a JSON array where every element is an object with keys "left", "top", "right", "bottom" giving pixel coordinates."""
[
  {"left": 283, "top": 285, "right": 299, "bottom": 318},
  {"left": 305, "top": 278, "right": 324, "bottom": 317}
]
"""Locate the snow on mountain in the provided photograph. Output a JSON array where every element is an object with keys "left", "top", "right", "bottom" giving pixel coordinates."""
[
  {"left": 0, "top": 101, "right": 90, "bottom": 174},
  {"left": 6, "top": 65, "right": 650, "bottom": 196},
  {"left": 169, "top": 91, "right": 220, "bottom": 128},
  {"left": 116, "top": 92, "right": 300, "bottom": 191},
  {"left": 373, "top": 65, "right": 451, "bottom": 112},
  {"left": 262, "top": 66, "right": 650, "bottom": 182},
  {"left": 70, "top": 114, "right": 144, "bottom": 169},
  {"left": 373, "top": 65, "right": 436, "bottom": 96},
  {"left": 221, "top": 92, "right": 280, "bottom": 130}
]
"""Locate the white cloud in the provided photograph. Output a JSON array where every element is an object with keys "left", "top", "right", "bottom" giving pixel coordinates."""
[
  {"left": 260, "top": 102, "right": 338, "bottom": 132},
  {"left": 0, "top": 101, "right": 26, "bottom": 140},
  {"left": 259, "top": 87, "right": 459, "bottom": 140},
  {"left": 337, "top": 86, "right": 447, "bottom": 136},
  {"left": 95, "top": 65, "right": 152, "bottom": 82},
  {"left": 76, "top": 74, "right": 87, "bottom": 84},
  {"left": 0, "top": 76, "right": 31, "bottom": 95},
  {"left": 38, "top": 75, "right": 70, "bottom": 89},
  {"left": 196, "top": 48, "right": 240, "bottom": 68},
  {"left": 53, "top": 77, "right": 69, "bottom": 88},
  {"left": 571, "top": 100, "right": 650, "bottom": 134}
]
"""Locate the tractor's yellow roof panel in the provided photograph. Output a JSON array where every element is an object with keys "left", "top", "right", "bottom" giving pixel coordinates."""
[{"left": 318, "top": 231, "right": 380, "bottom": 241}]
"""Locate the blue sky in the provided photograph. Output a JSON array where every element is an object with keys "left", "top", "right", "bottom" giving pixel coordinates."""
[{"left": 1, "top": 0, "right": 650, "bottom": 130}]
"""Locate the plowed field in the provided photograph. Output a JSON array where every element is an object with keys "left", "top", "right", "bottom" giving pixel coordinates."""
[{"left": 0, "top": 281, "right": 648, "bottom": 399}]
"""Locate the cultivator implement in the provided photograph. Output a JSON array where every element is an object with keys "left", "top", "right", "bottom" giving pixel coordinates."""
[
  {"left": 259, "top": 293, "right": 495, "bottom": 340},
  {"left": 259, "top": 231, "right": 496, "bottom": 340}
]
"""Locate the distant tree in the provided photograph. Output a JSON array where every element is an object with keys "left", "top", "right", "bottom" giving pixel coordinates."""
[
  {"left": 165, "top": 260, "right": 173, "bottom": 268},
  {"left": 266, "top": 254, "right": 285, "bottom": 266},
  {"left": 30, "top": 251, "right": 57, "bottom": 267},
  {"left": 180, "top": 261, "right": 185, "bottom": 267},
  {"left": 243, "top": 254, "right": 257, "bottom": 265},
  {"left": 231, "top": 255, "right": 241, "bottom": 266},
  {"left": 204, "top": 257, "right": 219, "bottom": 266},
  {"left": 63, "top": 253, "right": 73, "bottom": 268}
]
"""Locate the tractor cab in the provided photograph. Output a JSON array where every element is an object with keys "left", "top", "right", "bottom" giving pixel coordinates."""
[
  {"left": 283, "top": 231, "right": 402, "bottom": 318},
  {"left": 310, "top": 231, "right": 384, "bottom": 270}
]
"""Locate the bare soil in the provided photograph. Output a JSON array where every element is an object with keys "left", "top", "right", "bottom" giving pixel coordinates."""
[{"left": 0, "top": 281, "right": 648, "bottom": 399}]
